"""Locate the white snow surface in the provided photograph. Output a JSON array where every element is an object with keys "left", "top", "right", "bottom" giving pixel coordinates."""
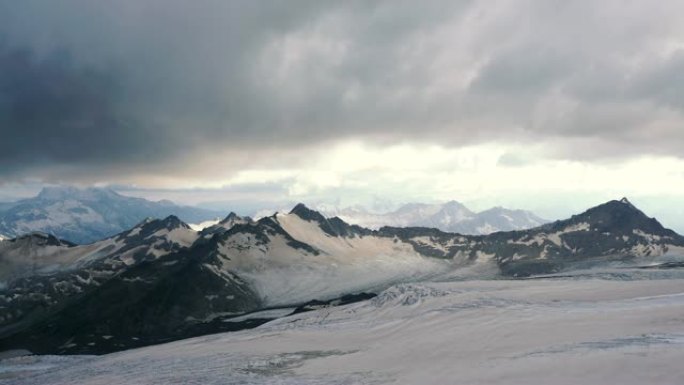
[
  {"left": 4, "top": 272, "right": 684, "bottom": 385},
  {"left": 145, "top": 227, "right": 198, "bottom": 248},
  {"left": 188, "top": 218, "right": 220, "bottom": 231},
  {"left": 215, "top": 213, "right": 455, "bottom": 306}
]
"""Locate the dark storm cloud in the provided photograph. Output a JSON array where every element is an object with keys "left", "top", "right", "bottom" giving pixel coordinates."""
[
  {"left": 2, "top": 0, "right": 684, "bottom": 182},
  {"left": 0, "top": 0, "right": 337, "bottom": 179},
  {"left": 0, "top": 44, "right": 166, "bottom": 174}
]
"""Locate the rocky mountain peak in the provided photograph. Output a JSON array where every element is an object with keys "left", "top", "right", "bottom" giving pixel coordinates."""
[
  {"left": 286, "top": 203, "right": 365, "bottom": 237},
  {"left": 127, "top": 215, "right": 190, "bottom": 237},
  {"left": 619, "top": 197, "right": 637, "bottom": 209},
  {"left": 442, "top": 200, "right": 472, "bottom": 211},
  {"left": 290, "top": 203, "right": 327, "bottom": 222},
  {"left": 565, "top": 198, "right": 676, "bottom": 237},
  {"left": 10, "top": 232, "right": 75, "bottom": 247},
  {"left": 158, "top": 215, "right": 190, "bottom": 230},
  {"left": 220, "top": 212, "right": 239, "bottom": 224}
]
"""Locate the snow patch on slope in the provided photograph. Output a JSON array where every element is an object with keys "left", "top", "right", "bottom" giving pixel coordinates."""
[
  {"left": 144, "top": 226, "right": 198, "bottom": 248},
  {"left": 189, "top": 219, "right": 220, "bottom": 231}
]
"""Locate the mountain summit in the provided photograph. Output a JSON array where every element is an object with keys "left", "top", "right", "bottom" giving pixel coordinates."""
[
  {"left": 290, "top": 203, "right": 327, "bottom": 222},
  {"left": 0, "top": 187, "right": 221, "bottom": 244},
  {"left": 555, "top": 198, "right": 677, "bottom": 237}
]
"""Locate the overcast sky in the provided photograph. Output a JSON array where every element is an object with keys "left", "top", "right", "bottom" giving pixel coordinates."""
[{"left": 2, "top": 1, "right": 684, "bottom": 228}]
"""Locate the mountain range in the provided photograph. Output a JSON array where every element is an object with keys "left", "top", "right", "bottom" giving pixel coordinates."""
[
  {"left": 315, "top": 201, "right": 547, "bottom": 235},
  {"left": 0, "top": 187, "right": 221, "bottom": 244},
  {"left": 0, "top": 187, "right": 548, "bottom": 245},
  {"left": 0, "top": 197, "right": 682, "bottom": 355}
]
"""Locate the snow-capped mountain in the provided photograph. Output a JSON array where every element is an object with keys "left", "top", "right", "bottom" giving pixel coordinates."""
[
  {"left": 0, "top": 198, "right": 682, "bottom": 355},
  {"left": 199, "top": 212, "right": 254, "bottom": 238},
  {"left": 380, "top": 197, "right": 684, "bottom": 276},
  {"left": 0, "top": 216, "right": 204, "bottom": 327},
  {"left": 0, "top": 186, "right": 221, "bottom": 244},
  {"left": 317, "top": 201, "right": 547, "bottom": 235}
]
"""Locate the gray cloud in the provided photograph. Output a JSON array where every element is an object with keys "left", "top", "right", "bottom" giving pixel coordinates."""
[{"left": 2, "top": 0, "right": 684, "bottom": 183}]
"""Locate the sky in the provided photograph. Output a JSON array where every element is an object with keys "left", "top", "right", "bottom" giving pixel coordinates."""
[{"left": 2, "top": 1, "right": 684, "bottom": 229}]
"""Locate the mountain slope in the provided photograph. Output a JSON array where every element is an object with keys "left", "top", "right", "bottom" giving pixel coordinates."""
[
  {"left": 319, "top": 201, "right": 547, "bottom": 235},
  {"left": 215, "top": 205, "right": 448, "bottom": 306},
  {"left": 0, "top": 214, "right": 263, "bottom": 353},
  {"left": 0, "top": 216, "right": 201, "bottom": 334},
  {"left": 0, "top": 206, "right": 449, "bottom": 353},
  {"left": 0, "top": 233, "right": 77, "bottom": 282},
  {"left": 1, "top": 198, "right": 683, "bottom": 354},
  {"left": 0, "top": 240, "right": 260, "bottom": 354},
  {"left": 0, "top": 186, "right": 221, "bottom": 244}
]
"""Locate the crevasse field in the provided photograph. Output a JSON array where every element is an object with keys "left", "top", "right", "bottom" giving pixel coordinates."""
[{"left": 2, "top": 266, "right": 684, "bottom": 385}]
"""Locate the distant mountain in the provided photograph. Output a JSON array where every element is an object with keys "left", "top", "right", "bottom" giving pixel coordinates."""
[
  {"left": 199, "top": 212, "right": 254, "bottom": 238},
  {"left": 0, "top": 186, "right": 221, "bottom": 244},
  {"left": 381, "top": 197, "right": 684, "bottom": 276},
  {"left": 317, "top": 200, "right": 547, "bottom": 234},
  {"left": 1, "top": 198, "right": 682, "bottom": 354}
]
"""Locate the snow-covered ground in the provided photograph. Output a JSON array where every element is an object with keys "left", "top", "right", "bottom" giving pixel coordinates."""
[
  {"left": 3, "top": 267, "right": 684, "bottom": 385},
  {"left": 188, "top": 218, "right": 220, "bottom": 231}
]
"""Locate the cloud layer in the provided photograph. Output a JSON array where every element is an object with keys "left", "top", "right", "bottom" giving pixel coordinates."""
[{"left": 2, "top": 0, "right": 684, "bottom": 184}]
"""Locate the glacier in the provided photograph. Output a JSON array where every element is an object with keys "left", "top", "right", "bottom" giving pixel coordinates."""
[{"left": 2, "top": 265, "right": 684, "bottom": 385}]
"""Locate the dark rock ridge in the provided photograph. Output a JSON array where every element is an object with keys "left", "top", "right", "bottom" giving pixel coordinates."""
[
  {"left": 1, "top": 198, "right": 682, "bottom": 354},
  {"left": 291, "top": 292, "right": 377, "bottom": 315},
  {"left": 290, "top": 203, "right": 371, "bottom": 237},
  {"left": 6, "top": 232, "right": 76, "bottom": 248}
]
